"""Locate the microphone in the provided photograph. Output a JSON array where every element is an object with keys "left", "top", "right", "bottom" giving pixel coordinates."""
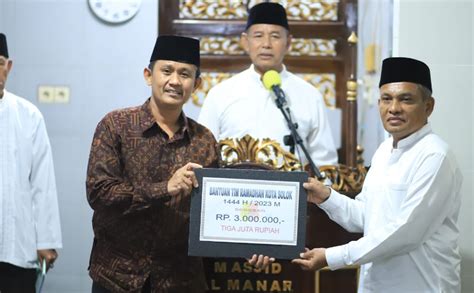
[
  {"left": 262, "top": 70, "right": 324, "bottom": 180},
  {"left": 262, "top": 70, "right": 287, "bottom": 107}
]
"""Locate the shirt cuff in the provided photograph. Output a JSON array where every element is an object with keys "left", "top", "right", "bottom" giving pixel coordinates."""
[
  {"left": 125, "top": 182, "right": 170, "bottom": 214},
  {"left": 148, "top": 181, "right": 169, "bottom": 200},
  {"left": 37, "top": 242, "right": 63, "bottom": 250},
  {"left": 325, "top": 245, "right": 348, "bottom": 270},
  {"left": 318, "top": 189, "right": 345, "bottom": 212}
]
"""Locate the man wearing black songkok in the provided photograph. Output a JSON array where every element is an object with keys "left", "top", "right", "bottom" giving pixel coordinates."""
[
  {"left": 0, "top": 33, "right": 62, "bottom": 293},
  {"left": 198, "top": 2, "right": 338, "bottom": 167},
  {"left": 86, "top": 35, "right": 219, "bottom": 293},
  {"left": 253, "top": 57, "right": 463, "bottom": 292}
]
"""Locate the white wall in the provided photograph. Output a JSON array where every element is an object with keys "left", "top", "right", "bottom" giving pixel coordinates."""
[
  {"left": 0, "top": 0, "right": 158, "bottom": 292},
  {"left": 394, "top": 0, "right": 473, "bottom": 292}
]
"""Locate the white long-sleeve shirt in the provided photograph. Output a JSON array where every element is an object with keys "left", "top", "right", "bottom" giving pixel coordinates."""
[
  {"left": 198, "top": 65, "right": 338, "bottom": 166},
  {"left": 320, "top": 123, "right": 462, "bottom": 292},
  {"left": 0, "top": 89, "right": 62, "bottom": 269}
]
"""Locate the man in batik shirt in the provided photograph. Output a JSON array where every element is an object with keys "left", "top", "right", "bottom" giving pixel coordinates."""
[{"left": 86, "top": 35, "right": 218, "bottom": 293}]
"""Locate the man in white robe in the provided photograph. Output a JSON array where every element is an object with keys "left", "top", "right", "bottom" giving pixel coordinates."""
[
  {"left": 252, "top": 57, "right": 462, "bottom": 292},
  {"left": 198, "top": 2, "right": 338, "bottom": 167},
  {"left": 294, "top": 57, "right": 462, "bottom": 292},
  {"left": 0, "top": 32, "right": 62, "bottom": 293}
]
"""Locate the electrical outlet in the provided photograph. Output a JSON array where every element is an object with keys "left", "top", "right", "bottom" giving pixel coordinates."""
[
  {"left": 38, "top": 86, "right": 55, "bottom": 103},
  {"left": 54, "top": 86, "right": 70, "bottom": 103}
]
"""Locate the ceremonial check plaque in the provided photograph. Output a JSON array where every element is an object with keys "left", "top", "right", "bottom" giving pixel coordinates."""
[{"left": 188, "top": 168, "right": 308, "bottom": 259}]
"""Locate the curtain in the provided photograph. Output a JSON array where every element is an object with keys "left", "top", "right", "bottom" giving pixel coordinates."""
[{"left": 357, "top": 0, "right": 393, "bottom": 164}]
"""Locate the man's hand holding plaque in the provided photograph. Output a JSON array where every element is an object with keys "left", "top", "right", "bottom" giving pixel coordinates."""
[
  {"left": 247, "top": 177, "right": 330, "bottom": 271},
  {"left": 188, "top": 168, "right": 308, "bottom": 259}
]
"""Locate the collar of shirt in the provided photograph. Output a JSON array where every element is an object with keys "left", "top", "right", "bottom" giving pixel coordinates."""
[
  {"left": 392, "top": 123, "right": 432, "bottom": 150},
  {"left": 0, "top": 89, "right": 9, "bottom": 109},
  {"left": 246, "top": 64, "right": 293, "bottom": 108},
  {"left": 138, "top": 98, "right": 192, "bottom": 141},
  {"left": 247, "top": 64, "right": 289, "bottom": 87}
]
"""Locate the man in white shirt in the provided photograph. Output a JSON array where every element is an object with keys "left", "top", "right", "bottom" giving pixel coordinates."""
[
  {"left": 198, "top": 2, "right": 338, "bottom": 167},
  {"left": 0, "top": 33, "right": 62, "bottom": 293},
  {"left": 283, "top": 57, "right": 462, "bottom": 292}
]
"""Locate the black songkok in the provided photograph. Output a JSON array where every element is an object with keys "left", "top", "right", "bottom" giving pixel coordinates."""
[
  {"left": 246, "top": 2, "right": 289, "bottom": 31},
  {"left": 0, "top": 33, "right": 8, "bottom": 58},
  {"left": 379, "top": 57, "right": 432, "bottom": 93},
  {"left": 149, "top": 35, "right": 200, "bottom": 67}
]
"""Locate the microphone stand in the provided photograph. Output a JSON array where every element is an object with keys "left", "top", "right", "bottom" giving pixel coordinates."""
[{"left": 271, "top": 85, "right": 324, "bottom": 180}]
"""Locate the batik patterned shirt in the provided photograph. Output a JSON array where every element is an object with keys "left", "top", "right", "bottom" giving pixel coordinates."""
[{"left": 86, "top": 99, "right": 218, "bottom": 293}]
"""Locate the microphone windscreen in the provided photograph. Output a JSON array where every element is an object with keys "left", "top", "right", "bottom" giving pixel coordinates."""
[{"left": 262, "top": 70, "right": 281, "bottom": 90}]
